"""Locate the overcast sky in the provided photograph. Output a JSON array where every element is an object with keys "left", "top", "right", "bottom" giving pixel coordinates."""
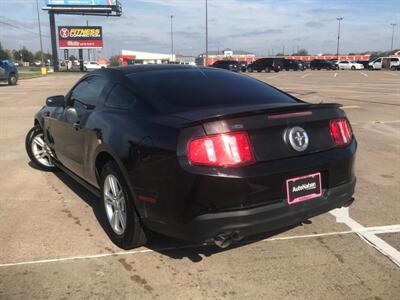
[{"left": 1, "top": 0, "right": 400, "bottom": 58}]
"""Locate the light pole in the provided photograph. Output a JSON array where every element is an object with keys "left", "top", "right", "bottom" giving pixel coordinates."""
[
  {"left": 336, "top": 17, "right": 343, "bottom": 60},
  {"left": 170, "top": 15, "right": 174, "bottom": 62},
  {"left": 205, "top": 0, "right": 208, "bottom": 66},
  {"left": 390, "top": 23, "right": 397, "bottom": 52},
  {"left": 35, "top": 0, "right": 44, "bottom": 65}
]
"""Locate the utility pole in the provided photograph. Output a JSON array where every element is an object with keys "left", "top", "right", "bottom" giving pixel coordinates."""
[
  {"left": 35, "top": 0, "right": 44, "bottom": 66},
  {"left": 390, "top": 23, "right": 397, "bottom": 52},
  {"left": 170, "top": 15, "right": 174, "bottom": 62},
  {"left": 205, "top": 0, "right": 208, "bottom": 66},
  {"left": 87, "top": 20, "right": 90, "bottom": 61},
  {"left": 336, "top": 17, "right": 343, "bottom": 60}
]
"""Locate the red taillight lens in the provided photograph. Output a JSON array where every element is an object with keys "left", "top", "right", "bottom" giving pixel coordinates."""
[
  {"left": 188, "top": 132, "right": 255, "bottom": 167},
  {"left": 329, "top": 119, "right": 353, "bottom": 147}
]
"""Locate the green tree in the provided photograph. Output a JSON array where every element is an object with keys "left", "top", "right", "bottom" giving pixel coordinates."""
[
  {"left": 20, "top": 47, "right": 34, "bottom": 63},
  {"left": 109, "top": 55, "right": 121, "bottom": 67},
  {"left": 0, "top": 42, "right": 10, "bottom": 60},
  {"left": 293, "top": 49, "right": 309, "bottom": 56},
  {"left": 12, "top": 49, "right": 21, "bottom": 61}
]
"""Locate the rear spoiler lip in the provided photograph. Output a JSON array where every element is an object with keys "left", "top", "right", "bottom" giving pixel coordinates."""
[{"left": 178, "top": 102, "right": 343, "bottom": 126}]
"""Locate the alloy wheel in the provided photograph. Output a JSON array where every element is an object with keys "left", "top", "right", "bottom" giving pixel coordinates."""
[
  {"left": 103, "top": 174, "right": 127, "bottom": 235},
  {"left": 31, "top": 133, "right": 54, "bottom": 167}
]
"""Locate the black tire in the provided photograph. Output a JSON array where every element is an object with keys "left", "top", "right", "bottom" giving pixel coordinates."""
[
  {"left": 25, "top": 125, "right": 58, "bottom": 172},
  {"left": 390, "top": 66, "right": 396, "bottom": 71},
  {"left": 351, "top": 66, "right": 356, "bottom": 70},
  {"left": 8, "top": 73, "right": 17, "bottom": 85},
  {"left": 310, "top": 66, "right": 315, "bottom": 70},
  {"left": 100, "top": 161, "right": 148, "bottom": 249},
  {"left": 285, "top": 68, "right": 290, "bottom": 71}
]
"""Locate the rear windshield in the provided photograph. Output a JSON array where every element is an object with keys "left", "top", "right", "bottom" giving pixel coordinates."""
[{"left": 127, "top": 68, "right": 297, "bottom": 114}]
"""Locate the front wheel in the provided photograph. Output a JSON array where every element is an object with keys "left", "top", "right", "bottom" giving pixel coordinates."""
[
  {"left": 100, "top": 161, "right": 148, "bottom": 249},
  {"left": 8, "top": 73, "right": 17, "bottom": 85},
  {"left": 390, "top": 66, "right": 396, "bottom": 71},
  {"left": 25, "top": 126, "right": 58, "bottom": 171},
  {"left": 351, "top": 66, "right": 356, "bottom": 70}
]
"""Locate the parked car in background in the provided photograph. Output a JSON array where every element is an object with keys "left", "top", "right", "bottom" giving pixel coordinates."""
[
  {"left": 367, "top": 57, "right": 399, "bottom": 70},
  {"left": 355, "top": 60, "right": 370, "bottom": 69},
  {"left": 211, "top": 60, "right": 240, "bottom": 72},
  {"left": 0, "top": 59, "right": 18, "bottom": 85},
  {"left": 84, "top": 61, "right": 107, "bottom": 71},
  {"left": 388, "top": 57, "right": 400, "bottom": 70},
  {"left": 25, "top": 65, "right": 356, "bottom": 249},
  {"left": 310, "top": 59, "right": 337, "bottom": 70},
  {"left": 369, "top": 57, "right": 382, "bottom": 70},
  {"left": 283, "top": 59, "right": 306, "bottom": 71},
  {"left": 247, "top": 58, "right": 283, "bottom": 73},
  {"left": 337, "top": 61, "right": 364, "bottom": 70},
  {"left": 302, "top": 61, "right": 311, "bottom": 69},
  {"left": 237, "top": 61, "right": 248, "bottom": 72}
]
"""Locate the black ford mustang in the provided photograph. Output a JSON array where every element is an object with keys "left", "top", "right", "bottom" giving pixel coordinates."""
[{"left": 26, "top": 65, "right": 356, "bottom": 249}]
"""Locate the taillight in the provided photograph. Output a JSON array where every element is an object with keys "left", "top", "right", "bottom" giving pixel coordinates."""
[
  {"left": 188, "top": 132, "right": 255, "bottom": 167},
  {"left": 329, "top": 119, "right": 352, "bottom": 147}
]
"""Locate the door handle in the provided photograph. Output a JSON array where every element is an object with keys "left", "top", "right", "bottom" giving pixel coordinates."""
[{"left": 73, "top": 122, "right": 81, "bottom": 130}]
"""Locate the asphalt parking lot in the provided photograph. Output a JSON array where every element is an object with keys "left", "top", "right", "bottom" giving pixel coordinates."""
[{"left": 0, "top": 70, "right": 399, "bottom": 299}]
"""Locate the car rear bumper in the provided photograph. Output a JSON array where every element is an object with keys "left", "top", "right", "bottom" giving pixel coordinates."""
[{"left": 148, "top": 178, "right": 355, "bottom": 242}]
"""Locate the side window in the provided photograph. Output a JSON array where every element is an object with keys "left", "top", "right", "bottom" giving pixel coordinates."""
[
  {"left": 105, "top": 84, "right": 136, "bottom": 110},
  {"left": 70, "top": 76, "right": 107, "bottom": 109}
]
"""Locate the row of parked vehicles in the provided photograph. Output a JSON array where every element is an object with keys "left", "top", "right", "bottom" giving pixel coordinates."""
[{"left": 211, "top": 56, "right": 400, "bottom": 73}]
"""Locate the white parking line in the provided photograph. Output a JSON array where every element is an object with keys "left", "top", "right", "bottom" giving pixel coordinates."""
[
  {"left": 360, "top": 72, "right": 368, "bottom": 77},
  {"left": 330, "top": 208, "right": 400, "bottom": 267},
  {"left": 301, "top": 73, "right": 312, "bottom": 79},
  {"left": 1, "top": 224, "right": 399, "bottom": 268},
  {"left": 383, "top": 72, "right": 398, "bottom": 76}
]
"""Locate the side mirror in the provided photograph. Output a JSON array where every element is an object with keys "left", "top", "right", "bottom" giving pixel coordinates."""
[
  {"left": 65, "top": 107, "right": 80, "bottom": 125},
  {"left": 46, "top": 95, "right": 65, "bottom": 107}
]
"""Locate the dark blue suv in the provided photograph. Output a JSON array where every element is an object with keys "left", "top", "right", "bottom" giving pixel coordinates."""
[{"left": 0, "top": 60, "right": 18, "bottom": 85}]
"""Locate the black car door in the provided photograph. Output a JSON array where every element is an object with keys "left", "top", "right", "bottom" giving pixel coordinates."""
[{"left": 48, "top": 75, "right": 108, "bottom": 178}]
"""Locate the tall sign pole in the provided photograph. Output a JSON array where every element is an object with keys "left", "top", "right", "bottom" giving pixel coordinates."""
[
  {"left": 390, "top": 23, "right": 397, "bottom": 52},
  {"left": 35, "top": 0, "right": 44, "bottom": 65},
  {"left": 49, "top": 12, "right": 59, "bottom": 71},
  {"left": 336, "top": 17, "right": 343, "bottom": 61},
  {"left": 170, "top": 15, "right": 174, "bottom": 62},
  {"left": 205, "top": 0, "right": 208, "bottom": 66}
]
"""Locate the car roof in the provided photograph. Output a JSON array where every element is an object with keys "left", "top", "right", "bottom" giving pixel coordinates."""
[{"left": 112, "top": 64, "right": 205, "bottom": 75}]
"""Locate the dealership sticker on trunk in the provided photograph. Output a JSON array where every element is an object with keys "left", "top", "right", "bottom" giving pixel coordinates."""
[{"left": 286, "top": 172, "right": 322, "bottom": 204}]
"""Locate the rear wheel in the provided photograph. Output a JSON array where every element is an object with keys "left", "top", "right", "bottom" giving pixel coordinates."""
[
  {"left": 8, "top": 73, "right": 17, "bottom": 85},
  {"left": 25, "top": 126, "right": 58, "bottom": 171},
  {"left": 100, "top": 161, "right": 148, "bottom": 249},
  {"left": 351, "top": 66, "right": 356, "bottom": 70}
]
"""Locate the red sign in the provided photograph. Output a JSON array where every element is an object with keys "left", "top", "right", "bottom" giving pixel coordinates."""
[{"left": 58, "top": 26, "right": 103, "bottom": 49}]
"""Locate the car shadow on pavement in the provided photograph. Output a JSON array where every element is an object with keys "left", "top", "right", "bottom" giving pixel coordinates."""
[{"left": 49, "top": 170, "right": 304, "bottom": 262}]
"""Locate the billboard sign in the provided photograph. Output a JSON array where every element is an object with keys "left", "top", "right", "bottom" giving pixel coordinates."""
[
  {"left": 46, "top": 0, "right": 117, "bottom": 6},
  {"left": 58, "top": 26, "right": 103, "bottom": 49}
]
